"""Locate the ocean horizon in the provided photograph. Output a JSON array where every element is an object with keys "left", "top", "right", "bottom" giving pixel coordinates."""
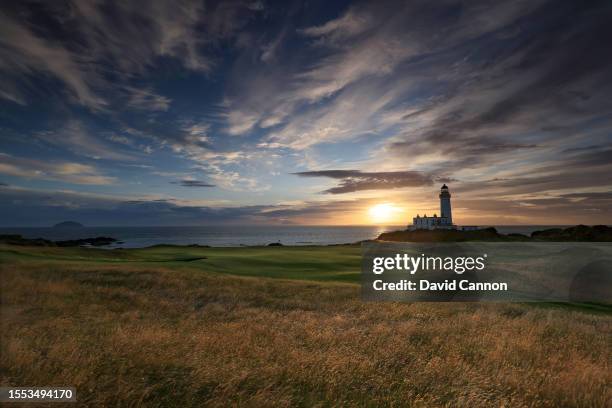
[{"left": 0, "top": 225, "right": 576, "bottom": 248}]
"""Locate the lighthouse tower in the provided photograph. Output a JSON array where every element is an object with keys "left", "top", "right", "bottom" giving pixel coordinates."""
[
  {"left": 410, "top": 184, "right": 458, "bottom": 230},
  {"left": 439, "top": 184, "right": 452, "bottom": 225}
]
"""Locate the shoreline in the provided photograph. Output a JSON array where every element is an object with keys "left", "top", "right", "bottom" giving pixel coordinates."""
[{"left": 1, "top": 225, "right": 612, "bottom": 249}]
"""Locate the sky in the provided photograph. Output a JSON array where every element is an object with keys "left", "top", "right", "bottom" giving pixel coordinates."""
[{"left": 0, "top": 0, "right": 611, "bottom": 227}]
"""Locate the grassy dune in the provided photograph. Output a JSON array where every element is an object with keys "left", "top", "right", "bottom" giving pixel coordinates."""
[{"left": 1, "top": 244, "right": 611, "bottom": 407}]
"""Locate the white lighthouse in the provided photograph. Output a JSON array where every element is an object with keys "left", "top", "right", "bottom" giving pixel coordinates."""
[
  {"left": 410, "top": 184, "right": 456, "bottom": 230},
  {"left": 439, "top": 184, "right": 452, "bottom": 224}
]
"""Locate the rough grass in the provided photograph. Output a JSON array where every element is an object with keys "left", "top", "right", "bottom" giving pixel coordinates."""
[{"left": 1, "top": 245, "right": 611, "bottom": 407}]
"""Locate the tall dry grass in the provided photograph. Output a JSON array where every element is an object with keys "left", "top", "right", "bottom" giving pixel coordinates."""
[{"left": 1, "top": 261, "right": 610, "bottom": 407}]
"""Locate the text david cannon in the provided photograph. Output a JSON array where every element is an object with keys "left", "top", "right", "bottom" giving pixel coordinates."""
[{"left": 372, "top": 279, "right": 508, "bottom": 291}]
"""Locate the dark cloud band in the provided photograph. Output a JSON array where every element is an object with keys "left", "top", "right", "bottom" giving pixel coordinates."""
[
  {"left": 171, "top": 180, "right": 216, "bottom": 188},
  {"left": 294, "top": 170, "right": 434, "bottom": 194}
]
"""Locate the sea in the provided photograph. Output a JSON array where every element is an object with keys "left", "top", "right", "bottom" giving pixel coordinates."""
[{"left": 0, "top": 225, "right": 572, "bottom": 248}]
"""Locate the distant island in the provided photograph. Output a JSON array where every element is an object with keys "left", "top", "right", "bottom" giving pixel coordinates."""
[
  {"left": 377, "top": 225, "right": 612, "bottom": 242},
  {"left": 53, "top": 221, "right": 84, "bottom": 228}
]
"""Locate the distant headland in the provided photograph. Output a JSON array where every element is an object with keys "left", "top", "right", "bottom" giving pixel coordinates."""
[{"left": 377, "top": 225, "right": 612, "bottom": 242}]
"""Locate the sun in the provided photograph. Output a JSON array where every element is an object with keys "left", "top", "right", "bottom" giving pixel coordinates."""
[{"left": 368, "top": 203, "right": 400, "bottom": 223}]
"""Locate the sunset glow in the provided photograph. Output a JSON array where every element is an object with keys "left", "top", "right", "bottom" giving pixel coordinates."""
[{"left": 368, "top": 204, "right": 402, "bottom": 224}]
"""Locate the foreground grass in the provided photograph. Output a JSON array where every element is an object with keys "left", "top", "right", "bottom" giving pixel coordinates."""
[{"left": 1, "top": 245, "right": 611, "bottom": 407}]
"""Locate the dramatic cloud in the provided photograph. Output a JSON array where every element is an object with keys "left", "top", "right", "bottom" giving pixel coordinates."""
[
  {"left": 0, "top": 1, "right": 259, "bottom": 109},
  {"left": 294, "top": 170, "right": 434, "bottom": 194},
  {"left": 225, "top": 0, "right": 553, "bottom": 148},
  {"left": 0, "top": 0, "right": 611, "bottom": 225},
  {"left": 379, "top": 1, "right": 612, "bottom": 173}
]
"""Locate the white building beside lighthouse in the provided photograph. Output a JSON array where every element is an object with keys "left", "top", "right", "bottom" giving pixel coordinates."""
[{"left": 410, "top": 184, "right": 456, "bottom": 230}]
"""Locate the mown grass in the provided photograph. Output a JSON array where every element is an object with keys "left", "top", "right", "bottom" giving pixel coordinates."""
[
  {"left": 0, "top": 244, "right": 362, "bottom": 282},
  {"left": 1, "top": 244, "right": 611, "bottom": 407}
]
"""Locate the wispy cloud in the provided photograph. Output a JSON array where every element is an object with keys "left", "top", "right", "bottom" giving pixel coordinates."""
[
  {"left": 0, "top": 1, "right": 260, "bottom": 110},
  {"left": 0, "top": 11, "right": 106, "bottom": 109},
  {"left": 124, "top": 87, "right": 172, "bottom": 111},
  {"left": 171, "top": 179, "right": 216, "bottom": 188},
  {"left": 36, "top": 121, "right": 136, "bottom": 161},
  {"left": 0, "top": 155, "right": 115, "bottom": 185},
  {"left": 1, "top": 0, "right": 611, "bottom": 225}
]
